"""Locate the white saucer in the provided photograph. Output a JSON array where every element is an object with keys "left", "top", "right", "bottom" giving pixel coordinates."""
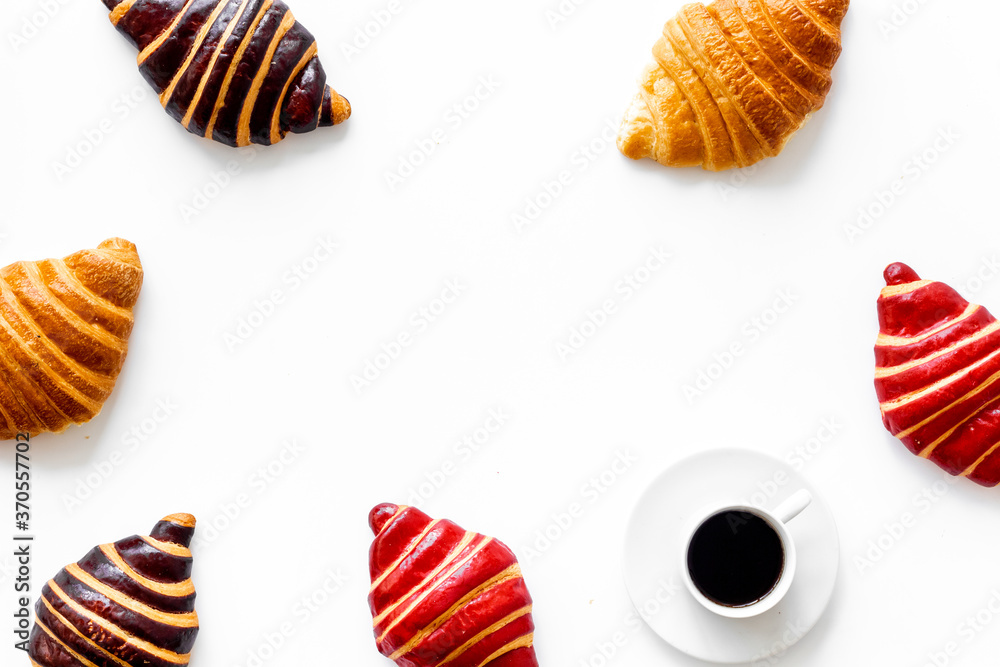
[{"left": 623, "top": 448, "right": 839, "bottom": 664}]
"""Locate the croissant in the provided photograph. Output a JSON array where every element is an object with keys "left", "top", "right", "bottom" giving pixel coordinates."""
[
  {"left": 0, "top": 239, "right": 142, "bottom": 440},
  {"left": 875, "top": 263, "right": 1000, "bottom": 487},
  {"left": 100, "top": 0, "right": 351, "bottom": 147},
  {"left": 28, "top": 514, "right": 200, "bottom": 667},
  {"left": 367, "top": 503, "right": 539, "bottom": 667},
  {"left": 618, "top": 0, "right": 849, "bottom": 171}
]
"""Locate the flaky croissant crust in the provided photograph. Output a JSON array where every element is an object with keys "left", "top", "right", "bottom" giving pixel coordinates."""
[
  {"left": 0, "top": 238, "right": 142, "bottom": 439},
  {"left": 619, "top": 0, "right": 849, "bottom": 171}
]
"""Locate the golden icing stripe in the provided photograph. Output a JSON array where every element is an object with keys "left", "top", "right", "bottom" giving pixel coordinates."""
[
  {"left": 110, "top": 0, "right": 138, "bottom": 25},
  {"left": 377, "top": 536, "right": 494, "bottom": 641},
  {"left": 268, "top": 41, "right": 317, "bottom": 144},
  {"left": 915, "top": 369, "right": 1000, "bottom": 457},
  {"left": 437, "top": 606, "right": 533, "bottom": 667},
  {"left": 877, "top": 304, "right": 979, "bottom": 347},
  {"left": 39, "top": 600, "right": 134, "bottom": 667},
  {"left": 205, "top": 0, "right": 273, "bottom": 138},
  {"left": 48, "top": 581, "right": 190, "bottom": 665},
  {"left": 100, "top": 544, "right": 195, "bottom": 597},
  {"left": 961, "top": 440, "right": 1000, "bottom": 478},
  {"left": 160, "top": 0, "right": 231, "bottom": 106},
  {"left": 879, "top": 280, "right": 933, "bottom": 299},
  {"left": 881, "top": 344, "right": 1000, "bottom": 413},
  {"left": 378, "top": 505, "right": 409, "bottom": 536},
  {"left": 65, "top": 563, "right": 198, "bottom": 627},
  {"left": 876, "top": 320, "right": 1000, "bottom": 379},
  {"left": 141, "top": 536, "right": 192, "bottom": 558},
  {"left": 34, "top": 610, "right": 107, "bottom": 667},
  {"left": 163, "top": 513, "right": 197, "bottom": 529},
  {"left": 41, "top": 597, "right": 151, "bottom": 667},
  {"left": 389, "top": 564, "right": 522, "bottom": 661},
  {"left": 919, "top": 418, "right": 969, "bottom": 457},
  {"left": 182, "top": 0, "right": 254, "bottom": 128},
  {"left": 897, "top": 365, "right": 1000, "bottom": 449},
  {"left": 374, "top": 531, "right": 480, "bottom": 626},
  {"left": 478, "top": 632, "right": 534, "bottom": 667},
  {"left": 369, "top": 519, "right": 441, "bottom": 593},
  {"left": 137, "top": 0, "right": 199, "bottom": 64},
  {"left": 37, "top": 601, "right": 136, "bottom": 667},
  {"left": 236, "top": 9, "right": 295, "bottom": 147}
]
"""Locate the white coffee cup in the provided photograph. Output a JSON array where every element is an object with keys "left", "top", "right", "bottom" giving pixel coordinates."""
[{"left": 680, "top": 489, "right": 812, "bottom": 619}]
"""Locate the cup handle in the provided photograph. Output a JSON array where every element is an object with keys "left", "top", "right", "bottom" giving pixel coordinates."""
[{"left": 773, "top": 489, "right": 812, "bottom": 524}]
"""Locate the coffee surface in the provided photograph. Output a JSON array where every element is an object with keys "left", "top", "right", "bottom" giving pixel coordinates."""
[{"left": 687, "top": 510, "right": 784, "bottom": 608}]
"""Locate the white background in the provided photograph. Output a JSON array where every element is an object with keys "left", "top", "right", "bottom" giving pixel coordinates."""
[{"left": 3, "top": 0, "right": 1000, "bottom": 665}]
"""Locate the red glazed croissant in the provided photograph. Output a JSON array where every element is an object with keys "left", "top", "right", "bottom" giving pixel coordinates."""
[
  {"left": 29, "top": 514, "right": 199, "bottom": 667},
  {"left": 875, "top": 263, "right": 1000, "bottom": 487},
  {"left": 368, "top": 503, "right": 539, "bottom": 667},
  {"left": 0, "top": 239, "right": 142, "bottom": 440},
  {"left": 100, "top": 0, "right": 351, "bottom": 147}
]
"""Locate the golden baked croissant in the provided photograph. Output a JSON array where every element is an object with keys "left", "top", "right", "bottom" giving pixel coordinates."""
[
  {"left": 99, "top": 0, "right": 351, "bottom": 147},
  {"left": 28, "top": 514, "right": 199, "bottom": 667},
  {"left": 618, "top": 0, "right": 849, "bottom": 171},
  {"left": 368, "top": 503, "right": 539, "bottom": 667},
  {"left": 0, "top": 239, "right": 142, "bottom": 439}
]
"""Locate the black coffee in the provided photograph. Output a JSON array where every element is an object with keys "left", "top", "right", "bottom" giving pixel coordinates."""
[{"left": 687, "top": 510, "right": 784, "bottom": 608}]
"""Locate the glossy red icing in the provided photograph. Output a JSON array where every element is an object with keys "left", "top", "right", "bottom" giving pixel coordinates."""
[
  {"left": 875, "top": 264, "right": 1000, "bottom": 486},
  {"left": 367, "top": 504, "right": 539, "bottom": 667},
  {"left": 884, "top": 262, "right": 921, "bottom": 286}
]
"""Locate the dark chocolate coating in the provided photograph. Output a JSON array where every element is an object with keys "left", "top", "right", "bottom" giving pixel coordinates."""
[
  {"left": 28, "top": 515, "right": 200, "bottom": 667},
  {"left": 99, "top": 0, "right": 350, "bottom": 147}
]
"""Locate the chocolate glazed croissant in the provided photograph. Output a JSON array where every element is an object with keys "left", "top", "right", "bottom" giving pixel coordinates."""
[
  {"left": 618, "top": 0, "right": 849, "bottom": 171},
  {"left": 368, "top": 504, "right": 539, "bottom": 667},
  {"left": 29, "top": 514, "right": 199, "bottom": 667},
  {"left": 100, "top": 0, "right": 351, "bottom": 147},
  {"left": 876, "top": 264, "right": 1000, "bottom": 487},
  {"left": 0, "top": 239, "right": 142, "bottom": 440}
]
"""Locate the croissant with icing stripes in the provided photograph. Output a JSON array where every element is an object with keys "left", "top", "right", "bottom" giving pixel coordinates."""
[
  {"left": 0, "top": 239, "right": 142, "bottom": 440},
  {"left": 875, "top": 263, "right": 1000, "bottom": 487},
  {"left": 28, "top": 514, "right": 199, "bottom": 667},
  {"left": 618, "top": 0, "right": 849, "bottom": 171},
  {"left": 100, "top": 0, "right": 351, "bottom": 147},
  {"left": 368, "top": 503, "right": 539, "bottom": 667}
]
